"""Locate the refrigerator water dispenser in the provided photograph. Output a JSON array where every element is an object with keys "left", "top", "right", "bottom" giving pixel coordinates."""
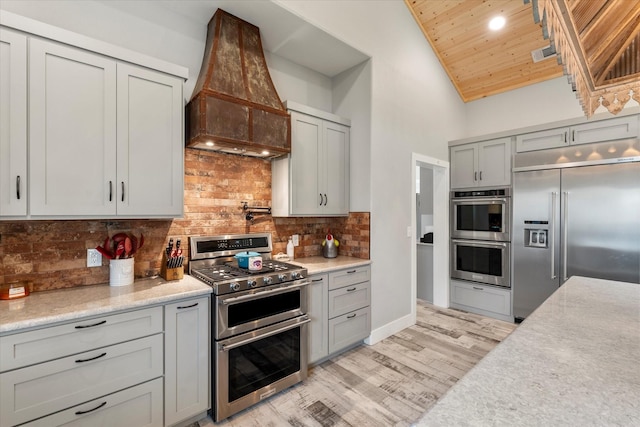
[{"left": 525, "top": 229, "right": 547, "bottom": 248}]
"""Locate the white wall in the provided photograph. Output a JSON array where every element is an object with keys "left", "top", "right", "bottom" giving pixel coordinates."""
[
  {"left": 465, "top": 77, "right": 585, "bottom": 137},
  {"left": 278, "top": 0, "right": 467, "bottom": 339}
]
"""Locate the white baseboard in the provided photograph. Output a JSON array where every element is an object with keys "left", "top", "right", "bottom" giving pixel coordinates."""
[{"left": 364, "top": 312, "right": 415, "bottom": 346}]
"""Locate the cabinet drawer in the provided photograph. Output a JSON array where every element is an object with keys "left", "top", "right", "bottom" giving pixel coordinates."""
[
  {"left": 328, "top": 266, "right": 370, "bottom": 290},
  {"left": 0, "top": 306, "right": 163, "bottom": 371},
  {"left": 450, "top": 281, "right": 511, "bottom": 316},
  {"left": 0, "top": 334, "right": 163, "bottom": 427},
  {"left": 328, "top": 306, "right": 370, "bottom": 354},
  {"left": 328, "top": 282, "right": 370, "bottom": 318},
  {"left": 22, "top": 378, "right": 163, "bottom": 427}
]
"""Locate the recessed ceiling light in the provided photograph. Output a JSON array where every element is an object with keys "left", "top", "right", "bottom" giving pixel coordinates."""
[{"left": 489, "top": 16, "right": 506, "bottom": 31}]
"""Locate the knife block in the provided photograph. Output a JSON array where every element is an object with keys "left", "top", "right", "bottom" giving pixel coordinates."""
[{"left": 161, "top": 254, "right": 184, "bottom": 281}]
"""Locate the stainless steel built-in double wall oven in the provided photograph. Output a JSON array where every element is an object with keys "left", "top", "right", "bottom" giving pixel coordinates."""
[{"left": 451, "top": 188, "right": 511, "bottom": 288}]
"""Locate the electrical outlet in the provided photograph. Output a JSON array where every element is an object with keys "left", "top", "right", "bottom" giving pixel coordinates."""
[
  {"left": 87, "top": 249, "right": 102, "bottom": 267},
  {"left": 292, "top": 234, "right": 299, "bottom": 246}
]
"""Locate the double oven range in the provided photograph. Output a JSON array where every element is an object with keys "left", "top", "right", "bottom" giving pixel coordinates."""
[
  {"left": 189, "top": 233, "right": 310, "bottom": 422},
  {"left": 450, "top": 188, "right": 511, "bottom": 288}
]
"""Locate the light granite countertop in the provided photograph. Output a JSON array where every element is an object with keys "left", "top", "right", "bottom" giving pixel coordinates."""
[
  {"left": 290, "top": 255, "right": 371, "bottom": 275},
  {"left": 417, "top": 276, "right": 640, "bottom": 426},
  {"left": 0, "top": 275, "right": 212, "bottom": 334}
]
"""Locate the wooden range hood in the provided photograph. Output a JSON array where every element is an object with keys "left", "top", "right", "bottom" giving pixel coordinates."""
[{"left": 186, "top": 9, "right": 290, "bottom": 158}]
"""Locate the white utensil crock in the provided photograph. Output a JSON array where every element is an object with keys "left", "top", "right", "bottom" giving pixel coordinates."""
[{"left": 109, "top": 258, "right": 134, "bottom": 286}]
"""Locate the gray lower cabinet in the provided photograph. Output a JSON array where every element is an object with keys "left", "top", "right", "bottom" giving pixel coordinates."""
[
  {"left": 164, "top": 296, "right": 210, "bottom": 427},
  {"left": 449, "top": 279, "right": 512, "bottom": 322},
  {"left": 308, "top": 265, "right": 371, "bottom": 364},
  {"left": 0, "top": 297, "right": 210, "bottom": 427},
  {"left": 308, "top": 273, "right": 329, "bottom": 364},
  {"left": 22, "top": 378, "right": 164, "bottom": 427}
]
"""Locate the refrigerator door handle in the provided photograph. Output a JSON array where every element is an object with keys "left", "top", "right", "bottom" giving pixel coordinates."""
[
  {"left": 562, "top": 191, "right": 569, "bottom": 282},
  {"left": 550, "top": 192, "right": 557, "bottom": 279}
]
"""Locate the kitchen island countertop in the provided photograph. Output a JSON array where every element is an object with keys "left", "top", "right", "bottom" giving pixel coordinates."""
[
  {"left": 0, "top": 276, "right": 212, "bottom": 334},
  {"left": 290, "top": 255, "right": 371, "bottom": 275},
  {"left": 416, "top": 275, "right": 640, "bottom": 426}
]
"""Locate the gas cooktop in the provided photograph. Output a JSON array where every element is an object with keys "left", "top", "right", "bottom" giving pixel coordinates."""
[{"left": 188, "top": 233, "right": 307, "bottom": 295}]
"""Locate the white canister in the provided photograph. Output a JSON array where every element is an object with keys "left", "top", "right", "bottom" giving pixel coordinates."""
[
  {"left": 109, "top": 258, "right": 134, "bottom": 286},
  {"left": 248, "top": 256, "right": 263, "bottom": 271}
]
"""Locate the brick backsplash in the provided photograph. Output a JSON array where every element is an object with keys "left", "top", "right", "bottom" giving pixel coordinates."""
[{"left": 0, "top": 149, "right": 369, "bottom": 292}]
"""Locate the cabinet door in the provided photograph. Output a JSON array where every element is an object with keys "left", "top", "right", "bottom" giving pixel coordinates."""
[
  {"left": 323, "top": 121, "right": 350, "bottom": 215},
  {"left": 0, "top": 29, "right": 27, "bottom": 216},
  {"left": 290, "top": 112, "right": 322, "bottom": 215},
  {"left": 116, "top": 63, "right": 184, "bottom": 217},
  {"left": 164, "top": 297, "right": 209, "bottom": 426},
  {"left": 29, "top": 38, "right": 117, "bottom": 216},
  {"left": 477, "top": 138, "right": 511, "bottom": 187},
  {"left": 22, "top": 378, "right": 163, "bottom": 427},
  {"left": 515, "top": 127, "right": 568, "bottom": 152},
  {"left": 308, "top": 274, "right": 329, "bottom": 364},
  {"left": 450, "top": 144, "right": 477, "bottom": 189},
  {"left": 328, "top": 306, "right": 370, "bottom": 354},
  {"left": 570, "top": 115, "right": 639, "bottom": 145}
]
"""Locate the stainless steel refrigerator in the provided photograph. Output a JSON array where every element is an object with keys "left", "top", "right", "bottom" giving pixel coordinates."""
[{"left": 513, "top": 157, "right": 640, "bottom": 321}]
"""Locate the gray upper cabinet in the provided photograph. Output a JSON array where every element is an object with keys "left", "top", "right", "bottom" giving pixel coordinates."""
[
  {"left": 272, "top": 102, "right": 350, "bottom": 217},
  {"left": 516, "top": 115, "right": 639, "bottom": 152},
  {"left": 450, "top": 138, "right": 511, "bottom": 189},
  {"left": 0, "top": 28, "right": 28, "bottom": 217},
  {"left": 0, "top": 23, "right": 185, "bottom": 220},
  {"left": 29, "top": 38, "right": 118, "bottom": 217},
  {"left": 28, "top": 38, "right": 184, "bottom": 218}
]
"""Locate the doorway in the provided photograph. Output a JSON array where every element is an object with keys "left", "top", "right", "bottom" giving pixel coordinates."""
[{"left": 410, "top": 153, "right": 450, "bottom": 323}]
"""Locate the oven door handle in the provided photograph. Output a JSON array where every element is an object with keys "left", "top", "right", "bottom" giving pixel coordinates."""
[
  {"left": 451, "top": 239, "right": 507, "bottom": 248},
  {"left": 452, "top": 198, "right": 507, "bottom": 204},
  {"left": 220, "top": 316, "right": 311, "bottom": 352},
  {"left": 220, "top": 280, "right": 311, "bottom": 305}
]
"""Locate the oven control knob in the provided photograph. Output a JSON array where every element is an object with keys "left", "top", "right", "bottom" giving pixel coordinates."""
[
  {"left": 291, "top": 271, "right": 302, "bottom": 279},
  {"left": 247, "top": 280, "right": 257, "bottom": 288},
  {"left": 263, "top": 277, "right": 273, "bottom": 285},
  {"left": 278, "top": 274, "right": 287, "bottom": 281},
  {"left": 230, "top": 283, "right": 240, "bottom": 291}
]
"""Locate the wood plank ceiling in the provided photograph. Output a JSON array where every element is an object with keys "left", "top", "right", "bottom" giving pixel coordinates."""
[{"left": 405, "top": 0, "right": 640, "bottom": 116}]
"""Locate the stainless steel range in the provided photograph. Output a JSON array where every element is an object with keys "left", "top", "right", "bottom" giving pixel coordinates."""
[{"left": 189, "top": 233, "right": 310, "bottom": 422}]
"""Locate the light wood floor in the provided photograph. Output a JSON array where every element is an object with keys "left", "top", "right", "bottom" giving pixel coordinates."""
[{"left": 197, "top": 300, "right": 516, "bottom": 427}]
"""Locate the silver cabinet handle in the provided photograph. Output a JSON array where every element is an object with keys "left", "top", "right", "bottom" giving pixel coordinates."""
[
  {"left": 75, "top": 352, "right": 107, "bottom": 363},
  {"left": 562, "top": 191, "right": 569, "bottom": 282},
  {"left": 121, "top": 182, "right": 125, "bottom": 202},
  {"left": 109, "top": 181, "right": 113, "bottom": 201},
  {"left": 177, "top": 302, "right": 198, "bottom": 309},
  {"left": 75, "top": 401, "right": 107, "bottom": 415},
  {"left": 550, "top": 192, "right": 557, "bottom": 279},
  {"left": 16, "top": 176, "right": 20, "bottom": 200}
]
